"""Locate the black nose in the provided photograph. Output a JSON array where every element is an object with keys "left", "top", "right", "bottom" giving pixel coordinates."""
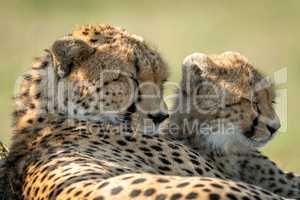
[
  {"left": 148, "top": 112, "right": 169, "bottom": 124},
  {"left": 266, "top": 125, "right": 278, "bottom": 135}
]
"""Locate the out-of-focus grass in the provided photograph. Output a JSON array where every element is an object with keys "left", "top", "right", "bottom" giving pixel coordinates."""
[{"left": 0, "top": 0, "right": 299, "bottom": 172}]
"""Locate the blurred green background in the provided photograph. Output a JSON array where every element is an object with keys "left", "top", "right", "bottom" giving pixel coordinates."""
[{"left": 0, "top": 0, "right": 299, "bottom": 172}]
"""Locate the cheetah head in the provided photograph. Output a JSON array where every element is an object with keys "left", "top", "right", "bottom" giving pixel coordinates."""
[
  {"left": 47, "top": 25, "right": 169, "bottom": 127},
  {"left": 171, "top": 52, "right": 280, "bottom": 153}
]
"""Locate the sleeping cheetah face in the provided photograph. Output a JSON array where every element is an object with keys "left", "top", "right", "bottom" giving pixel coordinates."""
[
  {"left": 47, "top": 25, "right": 169, "bottom": 126},
  {"left": 172, "top": 52, "right": 280, "bottom": 153}
]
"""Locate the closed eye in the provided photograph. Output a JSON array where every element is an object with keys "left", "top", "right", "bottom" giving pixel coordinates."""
[
  {"left": 225, "top": 98, "right": 257, "bottom": 108},
  {"left": 225, "top": 102, "right": 241, "bottom": 107},
  {"left": 242, "top": 97, "right": 258, "bottom": 105}
]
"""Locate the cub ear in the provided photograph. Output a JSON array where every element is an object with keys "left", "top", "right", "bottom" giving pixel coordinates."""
[
  {"left": 181, "top": 53, "right": 212, "bottom": 92},
  {"left": 50, "top": 37, "right": 95, "bottom": 78},
  {"left": 182, "top": 53, "right": 211, "bottom": 77}
]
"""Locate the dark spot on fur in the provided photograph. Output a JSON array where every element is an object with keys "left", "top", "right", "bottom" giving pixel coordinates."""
[
  {"left": 116, "top": 140, "right": 127, "bottom": 146},
  {"left": 144, "top": 188, "right": 156, "bottom": 196},
  {"left": 226, "top": 193, "right": 238, "bottom": 200},
  {"left": 90, "top": 38, "right": 98, "bottom": 43},
  {"left": 170, "top": 193, "right": 182, "bottom": 200},
  {"left": 209, "top": 193, "right": 220, "bottom": 200},
  {"left": 176, "top": 182, "right": 189, "bottom": 188},
  {"left": 111, "top": 186, "right": 123, "bottom": 195},
  {"left": 131, "top": 178, "right": 146, "bottom": 184},
  {"left": 156, "top": 194, "right": 167, "bottom": 200},
  {"left": 130, "top": 189, "right": 141, "bottom": 197},
  {"left": 186, "top": 192, "right": 198, "bottom": 199}
]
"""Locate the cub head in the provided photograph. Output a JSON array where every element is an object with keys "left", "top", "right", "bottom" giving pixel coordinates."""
[
  {"left": 48, "top": 25, "right": 169, "bottom": 126},
  {"left": 172, "top": 52, "right": 280, "bottom": 153}
]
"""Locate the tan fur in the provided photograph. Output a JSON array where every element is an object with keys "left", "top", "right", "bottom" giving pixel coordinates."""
[
  {"left": 171, "top": 52, "right": 280, "bottom": 152},
  {"left": 54, "top": 173, "right": 285, "bottom": 200},
  {"left": 13, "top": 24, "right": 168, "bottom": 131},
  {"left": 168, "top": 52, "right": 299, "bottom": 199},
  {"left": 4, "top": 26, "right": 287, "bottom": 200}
]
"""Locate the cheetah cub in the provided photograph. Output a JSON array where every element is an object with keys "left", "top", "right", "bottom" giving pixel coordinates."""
[{"left": 169, "top": 52, "right": 300, "bottom": 199}]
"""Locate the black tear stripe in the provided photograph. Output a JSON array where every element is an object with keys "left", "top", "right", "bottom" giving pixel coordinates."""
[{"left": 123, "top": 75, "right": 140, "bottom": 123}]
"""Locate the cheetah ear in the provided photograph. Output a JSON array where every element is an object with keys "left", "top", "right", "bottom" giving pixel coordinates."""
[
  {"left": 50, "top": 37, "right": 95, "bottom": 78},
  {"left": 182, "top": 53, "right": 212, "bottom": 78},
  {"left": 133, "top": 42, "right": 167, "bottom": 81},
  {"left": 181, "top": 53, "right": 212, "bottom": 93}
]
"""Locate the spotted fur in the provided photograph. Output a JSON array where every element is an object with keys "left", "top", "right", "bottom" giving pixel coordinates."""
[
  {"left": 3, "top": 26, "right": 288, "bottom": 200},
  {"left": 168, "top": 52, "right": 300, "bottom": 199}
]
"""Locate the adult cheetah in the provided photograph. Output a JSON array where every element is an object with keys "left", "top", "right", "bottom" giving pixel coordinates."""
[
  {"left": 3, "top": 25, "right": 287, "bottom": 200},
  {"left": 168, "top": 52, "right": 300, "bottom": 199}
]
